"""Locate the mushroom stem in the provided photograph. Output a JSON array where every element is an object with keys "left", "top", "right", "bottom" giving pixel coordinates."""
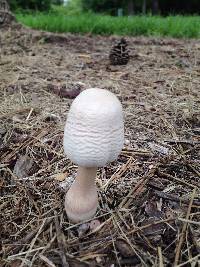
[
  {"left": 76, "top": 166, "right": 97, "bottom": 190},
  {"left": 65, "top": 166, "right": 98, "bottom": 223}
]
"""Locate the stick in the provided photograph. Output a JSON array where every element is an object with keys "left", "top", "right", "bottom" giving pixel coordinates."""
[
  {"left": 173, "top": 187, "right": 197, "bottom": 266},
  {"left": 158, "top": 171, "right": 198, "bottom": 189},
  {"left": 19, "top": 219, "right": 47, "bottom": 267},
  {"left": 119, "top": 164, "right": 159, "bottom": 209},
  {"left": 176, "top": 254, "right": 200, "bottom": 267},
  {"left": 188, "top": 224, "right": 200, "bottom": 254},
  {"left": 4, "top": 218, "right": 53, "bottom": 256},
  {"left": 154, "top": 190, "right": 200, "bottom": 206},
  {"left": 39, "top": 254, "right": 57, "bottom": 267},
  {"left": 102, "top": 157, "right": 134, "bottom": 190},
  {"left": 8, "top": 247, "right": 45, "bottom": 259},
  {"left": 54, "top": 211, "right": 69, "bottom": 267},
  {"left": 158, "top": 247, "right": 164, "bottom": 267},
  {"left": 186, "top": 164, "right": 200, "bottom": 178},
  {"left": 127, "top": 218, "right": 174, "bottom": 236},
  {"left": 163, "top": 139, "right": 200, "bottom": 146},
  {"left": 178, "top": 218, "right": 200, "bottom": 226}
]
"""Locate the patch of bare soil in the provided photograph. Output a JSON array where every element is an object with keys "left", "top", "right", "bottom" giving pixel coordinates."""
[{"left": 0, "top": 24, "right": 200, "bottom": 267}]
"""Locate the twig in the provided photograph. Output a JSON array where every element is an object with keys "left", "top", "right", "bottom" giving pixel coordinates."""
[
  {"left": 157, "top": 171, "right": 198, "bottom": 189},
  {"left": 127, "top": 218, "right": 174, "bottom": 236},
  {"left": 163, "top": 139, "right": 200, "bottom": 146},
  {"left": 110, "top": 228, "right": 121, "bottom": 267},
  {"left": 4, "top": 218, "right": 53, "bottom": 256},
  {"left": 19, "top": 218, "right": 47, "bottom": 267},
  {"left": 154, "top": 190, "right": 200, "bottom": 206},
  {"left": 7, "top": 247, "right": 46, "bottom": 259},
  {"left": 102, "top": 157, "right": 134, "bottom": 190},
  {"left": 119, "top": 164, "right": 159, "bottom": 209},
  {"left": 0, "top": 107, "right": 40, "bottom": 120},
  {"left": 1, "top": 128, "right": 48, "bottom": 162},
  {"left": 26, "top": 108, "right": 34, "bottom": 121},
  {"left": 178, "top": 218, "right": 200, "bottom": 226},
  {"left": 176, "top": 254, "right": 200, "bottom": 267},
  {"left": 121, "top": 148, "right": 152, "bottom": 157},
  {"left": 62, "top": 211, "right": 112, "bottom": 231},
  {"left": 54, "top": 211, "right": 69, "bottom": 267},
  {"left": 158, "top": 247, "right": 164, "bottom": 267},
  {"left": 113, "top": 215, "right": 147, "bottom": 266},
  {"left": 186, "top": 164, "right": 200, "bottom": 178},
  {"left": 174, "top": 187, "right": 197, "bottom": 266},
  {"left": 188, "top": 225, "right": 200, "bottom": 254},
  {"left": 39, "top": 254, "right": 57, "bottom": 267}
]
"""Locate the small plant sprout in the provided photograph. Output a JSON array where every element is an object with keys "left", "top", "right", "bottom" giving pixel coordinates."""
[{"left": 64, "top": 88, "right": 124, "bottom": 223}]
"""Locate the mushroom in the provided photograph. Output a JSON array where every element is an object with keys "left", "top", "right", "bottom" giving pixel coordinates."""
[{"left": 64, "top": 88, "right": 124, "bottom": 223}]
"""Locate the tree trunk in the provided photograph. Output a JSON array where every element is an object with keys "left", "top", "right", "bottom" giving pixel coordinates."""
[
  {"left": 128, "top": 0, "right": 134, "bottom": 15},
  {"left": 152, "top": 0, "right": 159, "bottom": 14},
  {"left": 142, "top": 0, "right": 146, "bottom": 14}
]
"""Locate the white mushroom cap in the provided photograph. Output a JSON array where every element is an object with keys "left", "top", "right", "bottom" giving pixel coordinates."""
[{"left": 64, "top": 88, "right": 124, "bottom": 167}]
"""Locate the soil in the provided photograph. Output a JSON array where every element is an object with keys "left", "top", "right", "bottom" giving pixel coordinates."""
[{"left": 0, "top": 21, "right": 200, "bottom": 267}]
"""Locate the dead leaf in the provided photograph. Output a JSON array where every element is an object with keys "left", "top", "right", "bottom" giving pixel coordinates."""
[
  {"left": 144, "top": 200, "right": 163, "bottom": 218},
  {"left": 47, "top": 83, "right": 82, "bottom": 99},
  {"left": 148, "top": 142, "right": 170, "bottom": 156},
  {"left": 13, "top": 155, "right": 34, "bottom": 178},
  {"left": 141, "top": 217, "right": 165, "bottom": 236},
  {"left": 60, "top": 85, "right": 81, "bottom": 99},
  {"left": 54, "top": 172, "right": 68, "bottom": 182},
  {"left": 115, "top": 239, "right": 134, "bottom": 257}
]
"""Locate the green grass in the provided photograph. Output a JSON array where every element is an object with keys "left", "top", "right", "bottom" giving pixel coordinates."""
[{"left": 16, "top": 11, "right": 200, "bottom": 38}]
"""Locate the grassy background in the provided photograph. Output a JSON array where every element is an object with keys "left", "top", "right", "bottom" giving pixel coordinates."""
[{"left": 16, "top": 6, "right": 200, "bottom": 38}]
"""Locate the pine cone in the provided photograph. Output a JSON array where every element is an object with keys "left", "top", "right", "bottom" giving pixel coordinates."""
[{"left": 109, "top": 38, "right": 129, "bottom": 65}]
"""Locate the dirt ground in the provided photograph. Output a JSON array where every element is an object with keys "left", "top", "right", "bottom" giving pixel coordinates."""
[{"left": 0, "top": 21, "right": 200, "bottom": 267}]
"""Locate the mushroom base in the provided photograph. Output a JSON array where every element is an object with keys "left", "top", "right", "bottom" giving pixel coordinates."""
[
  {"left": 65, "top": 166, "right": 98, "bottom": 223},
  {"left": 65, "top": 197, "right": 98, "bottom": 223}
]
